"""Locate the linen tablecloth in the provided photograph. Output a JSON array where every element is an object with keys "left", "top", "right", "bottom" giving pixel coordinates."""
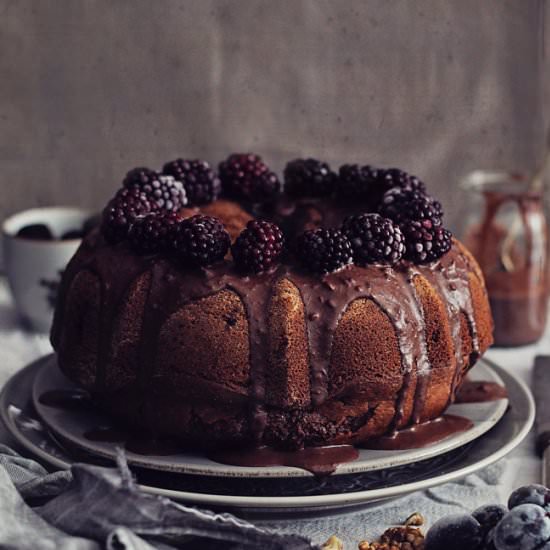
[{"left": 0, "top": 277, "right": 543, "bottom": 548}]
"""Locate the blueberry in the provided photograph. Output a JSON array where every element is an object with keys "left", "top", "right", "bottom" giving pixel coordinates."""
[
  {"left": 493, "top": 504, "right": 550, "bottom": 550},
  {"left": 425, "top": 514, "right": 483, "bottom": 550},
  {"left": 473, "top": 504, "right": 508, "bottom": 535},
  {"left": 508, "top": 484, "right": 550, "bottom": 510}
]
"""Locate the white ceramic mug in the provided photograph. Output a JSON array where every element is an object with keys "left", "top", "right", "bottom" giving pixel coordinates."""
[{"left": 2, "top": 207, "right": 93, "bottom": 333}]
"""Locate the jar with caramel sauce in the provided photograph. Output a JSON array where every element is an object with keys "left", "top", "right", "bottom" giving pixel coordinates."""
[{"left": 461, "top": 170, "right": 549, "bottom": 347}]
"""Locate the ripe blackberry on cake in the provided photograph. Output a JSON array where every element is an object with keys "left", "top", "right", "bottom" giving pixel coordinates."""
[
  {"left": 337, "top": 165, "right": 425, "bottom": 207},
  {"left": 379, "top": 188, "right": 443, "bottom": 226},
  {"left": 401, "top": 219, "right": 452, "bottom": 263},
  {"left": 162, "top": 158, "right": 221, "bottom": 206},
  {"left": 172, "top": 214, "right": 230, "bottom": 267},
  {"left": 128, "top": 211, "right": 181, "bottom": 254},
  {"left": 232, "top": 219, "right": 285, "bottom": 273},
  {"left": 377, "top": 167, "right": 426, "bottom": 194},
  {"left": 295, "top": 227, "right": 353, "bottom": 274},
  {"left": 123, "top": 167, "right": 187, "bottom": 212},
  {"left": 430, "top": 225, "right": 453, "bottom": 260},
  {"left": 284, "top": 158, "right": 338, "bottom": 198},
  {"left": 338, "top": 164, "right": 379, "bottom": 202},
  {"left": 342, "top": 213, "right": 405, "bottom": 265},
  {"left": 219, "top": 153, "right": 280, "bottom": 203},
  {"left": 122, "top": 166, "right": 158, "bottom": 188},
  {"left": 101, "top": 187, "right": 157, "bottom": 243}
]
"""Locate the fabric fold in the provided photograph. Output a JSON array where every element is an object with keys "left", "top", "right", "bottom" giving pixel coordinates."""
[{"left": 0, "top": 446, "right": 316, "bottom": 550}]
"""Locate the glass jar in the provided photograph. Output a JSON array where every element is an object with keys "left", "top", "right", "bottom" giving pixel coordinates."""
[{"left": 460, "top": 170, "right": 549, "bottom": 347}]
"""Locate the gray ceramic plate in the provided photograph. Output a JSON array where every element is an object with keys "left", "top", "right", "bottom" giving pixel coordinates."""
[
  {"left": 30, "top": 355, "right": 509, "bottom": 478},
  {"left": 0, "top": 356, "right": 534, "bottom": 510}
]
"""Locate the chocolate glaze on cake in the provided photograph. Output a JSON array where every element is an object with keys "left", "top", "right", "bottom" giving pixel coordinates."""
[{"left": 50, "top": 195, "right": 493, "bottom": 453}]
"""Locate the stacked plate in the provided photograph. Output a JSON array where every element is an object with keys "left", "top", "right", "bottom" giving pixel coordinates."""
[{"left": 0, "top": 355, "right": 534, "bottom": 512}]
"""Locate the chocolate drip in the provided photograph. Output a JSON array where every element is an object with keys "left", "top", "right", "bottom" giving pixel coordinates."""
[
  {"left": 224, "top": 273, "right": 279, "bottom": 441},
  {"left": 92, "top": 253, "right": 149, "bottom": 390},
  {"left": 405, "top": 268, "right": 432, "bottom": 425},
  {"left": 52, "top": 231, "right": 151, "bottom": 392},
  {"left": 413, "top": 244, "right": 481, "bottom": 407},
  {"left": 208, "top": 445, "right": 359, "bottom": 476},
  {"left": 285, "top": 269, "right": 352, "bottom": 407},
  {"left": 361, "top": 414, "right": 473, "bottom": 450},
  {"left": 374, "top": 267, "right": 430, "bottom": 429}
]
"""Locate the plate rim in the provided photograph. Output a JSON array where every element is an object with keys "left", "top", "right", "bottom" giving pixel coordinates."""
[
  {"left": 0, "top": 355, "right": 535, "bottom": 509},
  {"left": 31, "top": 355, "right": 510, "bottom": 478}
]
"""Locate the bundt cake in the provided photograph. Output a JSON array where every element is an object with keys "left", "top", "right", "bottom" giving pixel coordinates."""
[{"left": 50, "top": 156, "right": 493, "bottom": 451}]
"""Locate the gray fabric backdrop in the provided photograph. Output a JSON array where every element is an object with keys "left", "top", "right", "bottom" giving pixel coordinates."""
[{"left": 0, "top": 0, "right": 547, "bottom": 231}]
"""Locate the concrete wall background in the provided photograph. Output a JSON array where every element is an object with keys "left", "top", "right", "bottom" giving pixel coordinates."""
[{"left": 0, "top": 0, "right": 546, "bottom": 231}]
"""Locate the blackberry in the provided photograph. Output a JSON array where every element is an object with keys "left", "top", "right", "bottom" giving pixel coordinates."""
[
  {"left": 338, "top": 164, "right": 379, "bottom": 203},
  {"left": 122, "top": 166, "right": 158, "bottom": 188},
  {"left": 430, "top": 225, "right": 453, "bottom": 260},
  {"left": 379, "top": 188, "right": 443, "bottom": 226},
  {"left": 172, "top": 215, "right": 230, "bottom": 267},
  {"left": 128, "top": 212, "right": 181, "bottom": 254},
  {"left": 218, "top": 153, "right": 280, "bottom": 202},
  {"left": 123, "top": 167, "right": 187, "bottom": 211},
  {"left": 251, "top": 171, "right": 281, "bottom": 202},
  {"left": 232, "top": 219, "right": 285, "bottom": 273},
  {"left": 401, "top": 220, "right": 452, "bottom": 263},
  {"left": 337, "top": 165, "right": 425, "bottom": 207},
  {"left": 162, "top": 158, "right": 221, "bottom": 206},
  {"left": 284, "top": 158, "right": 337, "bottom": 198},
  {"left": 342, "top": 213, "right": 405, "bottom": 265},
  {"left": 101, "top": 187, "right": 156, "bottom": 243},
  {"left": 294, "top": 228, "right": 353, "bottom": 274},
  {"left": 377, "top": 167, "right": 426, "bottom": 194}
]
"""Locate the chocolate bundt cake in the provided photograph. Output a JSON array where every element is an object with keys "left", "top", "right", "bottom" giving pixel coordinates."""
[{"left": 50, "top": 157, "right": 493, "bottom": 451}]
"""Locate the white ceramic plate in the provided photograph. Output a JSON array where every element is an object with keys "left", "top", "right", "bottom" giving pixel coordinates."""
[
  {"left": 0, "top": 356, "right": 534, "bottom": 511},
  {"left": 31, "top": 355, "right": 509, "bottom": 478}
]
